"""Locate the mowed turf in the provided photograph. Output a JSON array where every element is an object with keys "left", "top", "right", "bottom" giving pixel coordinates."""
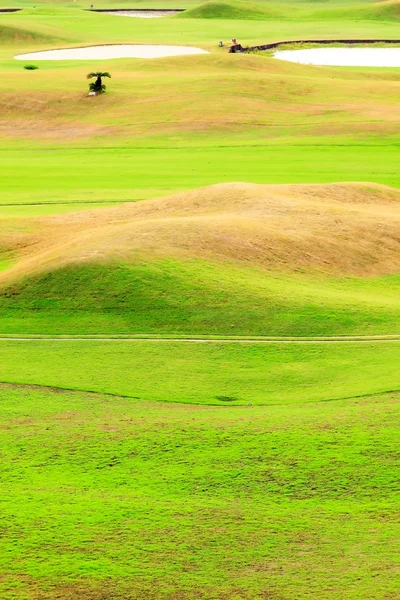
[
  {"left": 1, "top": 339, "right": 400, "bottom": 405},
  {"left": 2, "top": 142, "right": 400, "bottom": 207},
  {"left": 1, "top": 383, "right": 399, "bottom": 600}
]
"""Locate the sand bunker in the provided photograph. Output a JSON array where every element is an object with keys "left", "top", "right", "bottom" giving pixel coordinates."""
[
  {"left": 15, "top": 44, "right": 208, "bottom": 61},
  {"left": 103, "top": 10, "right": 182, "bottom": 18},
  {"left": 274, "top": 47, "right": 400, "bottom": 67}
]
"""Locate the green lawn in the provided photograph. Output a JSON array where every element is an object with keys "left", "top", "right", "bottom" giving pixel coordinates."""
[
  {"left": 1, "top": 262, "right": 400, "bottom": 336},
  {"left": 3, "top": 3, "right": 400, "bottom": 50},
  {"left": 1, "top": 2, "right": 400, "bottom": 598},
  {"left": 1, "top": 2, "right": 400, "bottom": 209},
  {"left": 1, "top": 142, "right": 400, "bottom": 207},
  {"left": 1, "top": 339, "right": 400, "bottom": 405},
  {"left": 1, "top": 383, "right": 399, "bottom": 599}
]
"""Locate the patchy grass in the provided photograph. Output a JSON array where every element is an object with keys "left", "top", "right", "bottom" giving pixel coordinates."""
[
  {"left": 0, "top": 383, "right": 399, "bottom": 599},
  {"left": 0, "top": 3, "right": 400, "bottom": 210}
]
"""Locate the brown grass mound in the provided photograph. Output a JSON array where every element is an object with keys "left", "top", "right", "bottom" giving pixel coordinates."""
[
  {"left": 375, "top": 0, "right": 400, "bottom": 17},
  {"left": 377, "top": 0, "right": 400, "bottom": 6},
  {"left": 1, "top": 182, "right": 400, "bottom": 282}
]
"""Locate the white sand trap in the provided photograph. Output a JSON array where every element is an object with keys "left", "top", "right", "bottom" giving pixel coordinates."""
[
  {"left": 104, "top": 10, "right": 181, "bottom": 18},
  {"left": 15, "top": 44, "right": 208, "bottom": 61},
  {"left": 274, "top": 47, "right": 400, "bottom": 67}
]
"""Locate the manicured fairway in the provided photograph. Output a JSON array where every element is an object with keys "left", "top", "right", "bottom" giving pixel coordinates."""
[
  {"left": 1, "top": 143, "right": 400, "bottom": 206},
  {"left": 1, "top": 383, "right": 399, "bottom": 600},
  {"left": 1, "top": 339, "right": 400, "bottom": 405}
]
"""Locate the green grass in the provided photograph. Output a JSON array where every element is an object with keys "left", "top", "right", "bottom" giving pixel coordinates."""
[
  {"left": 0, "top": 2, "right": 400, "bottom": 208},
  {"left": 178, "top": 0, "right": 400, "bottom": 22},
  {"left": 6, "top": 7, "right": 397, "bottom": 51},
  {"left": 0, "top": 258, "right": 11, "bottom": 271},
  {"left": 2, "top": 142, "right": 400, "bottom": 206},
  {"left": 177, "top": 1, "right": 291, "bottom": 20},
  {"left": 1, "top": 261, "right": 400, "bottom": 336},
  {"left": 1, "top": 3, "right": 400, "bottom": 597},
  {"left": 1, "top": 382, "right": 399, "bottom": 599},
  {"left": 1, "top": 339, "right": 400, "bottom": 404}
]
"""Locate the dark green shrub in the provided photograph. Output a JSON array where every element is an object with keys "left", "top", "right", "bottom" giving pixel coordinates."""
[{"left": 87, "top": 71, "right": 111, "bottom": 94}]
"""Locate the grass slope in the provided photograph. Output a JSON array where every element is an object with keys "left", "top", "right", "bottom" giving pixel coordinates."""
[
  {"left": 313, "top": 0, "right": 400, "bottom": 22},
  {"left": 177, "top": 0, "right": 400, "bottom": 21},
  {"left": 176, "top": 1, "right": 291, "bottom": 20},
  {"left": 0, "top": 183, "right": 399, "bottom": 336},
  {"left": 2, "top": 261, "right": 400, "bottom": 335},
  {"left": 0, "top": 23, "right": 62, "bottom": 44},
  {"left": 2, "top": 182, "right": 400, "bottom": 278},
  {"left": 2, "top": 50, "right": 400, "bottom": 141},
  {"left": 1, "top": 383, "right": 399, "bottom": 599}
]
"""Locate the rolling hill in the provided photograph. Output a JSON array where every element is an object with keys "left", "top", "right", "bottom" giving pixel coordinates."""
[
  {"left": 177, "top": 0, "right": 400, "bottom": 21},
  {"left": 1, "top": 182, "right": 399, "bottom": 335}
]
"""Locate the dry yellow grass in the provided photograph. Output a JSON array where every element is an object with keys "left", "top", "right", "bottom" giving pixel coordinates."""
[
  {"left": 2, "top": 53, "right": 400, "bottom": 140},
  {"left": 378, "top": 0, "right": 400, "bottom": 8},
  {"left": 1, "top": 182, "right": 400, "bottom": 283}
]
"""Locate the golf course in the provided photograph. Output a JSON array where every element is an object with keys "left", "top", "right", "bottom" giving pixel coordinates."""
[{"left": 0, "top": 1, "right": 399, "bottom": 598}]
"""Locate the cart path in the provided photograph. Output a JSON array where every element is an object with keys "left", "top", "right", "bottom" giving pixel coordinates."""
[{"left": 1, "top": 335, "right": 400, "bottom": 344}]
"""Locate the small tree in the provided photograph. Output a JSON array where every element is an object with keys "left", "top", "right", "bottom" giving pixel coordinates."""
[{"left": 87, "top": 71, "right": 111, "bottom": 94}]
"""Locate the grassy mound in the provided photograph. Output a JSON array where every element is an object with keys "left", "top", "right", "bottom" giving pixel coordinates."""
[
  {"left": 3, "top": 182, "right": 400, "bottom": 278},
  {"left": 0, "top": 23, "right": 61, "bottom": 44},
  {"left": 1, "top": 183, "right": 399, "bottom": 335},
  {"left": 176, "top": 1, "right": 289, "bottom": 20},
  {"left": 2, "top": 261, "right": 400, "bottom": 335},
  {"left": 177, "top": 0, "right": 400, "bottom": 22},
  {"left": 309, "top": 0, "right": 400, "bottom": 21},
  {"left": 366, "top": 0, "right": 400, "bottom": 20}
]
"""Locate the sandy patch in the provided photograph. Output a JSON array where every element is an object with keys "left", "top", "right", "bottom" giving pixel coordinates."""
[
  {"left": 0, "top": 121, "right": 117, "bottom": 140},
  {"left": 103, "top": 10, "right": 181, "bottom": 18},
  {"left": 274, "top": 47, "right": 400, "bottom": 67},
  {"left": 15, "top": 44, "right": 208, "bottom": 61}
]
